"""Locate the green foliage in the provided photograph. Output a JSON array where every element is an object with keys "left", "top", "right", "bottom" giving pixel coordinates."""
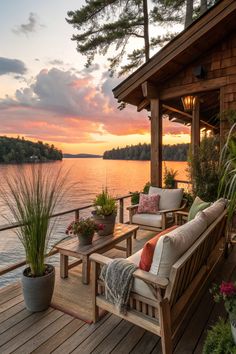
[
  {"left": 131, "top": 181, "right": 150, "bottom": 204},
  {"left": 94, "top": 189, "right": 117, "bottom": 216},
  {"left": 183, "top": 191, "right": 194, "bottom": 208},
  {"left": 0, "top": 165, "right": 68, "bottom": 277},
  {"left": 67, "top": 0, "right": 217, "bottom": 76},
  {"left": 69, "top": 218, "right": 99, "bottom": 237},
  {"left": 203, "top": 319, "right": 236, "bottom": 354},
  {"left": 163, "top": 165, "right": 177, "bottom": 189},
  {"left": 0, "top": 136, "right": 62, "bottom": 164},
  {"left": 218, "top": 118, "right": 236, "bottom": 223},
  {"left": 103, "top": 143, "right": 189, "bottom": 161},
  {"left": 188, "top": 136, "right": 220, "bottom": 202}
]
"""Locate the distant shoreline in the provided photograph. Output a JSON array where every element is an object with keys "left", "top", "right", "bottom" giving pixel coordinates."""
[{"left": 63, "top": 154, "right": 102, "bottom": 158}]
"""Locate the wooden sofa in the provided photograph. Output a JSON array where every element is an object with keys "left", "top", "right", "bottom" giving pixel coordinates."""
[
  {"left": 90, "top": 206, "right": 227, "bottom": 354},
  {"left": 127, "top": 187, "right": 187, "bottom": 234}
]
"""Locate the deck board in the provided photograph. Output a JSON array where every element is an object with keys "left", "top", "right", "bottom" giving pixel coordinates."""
[{"left": 0, "top": 231, "right": 235, "bottom": 354}]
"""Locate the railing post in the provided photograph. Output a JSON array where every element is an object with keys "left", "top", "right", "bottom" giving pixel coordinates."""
[
  {"left": 174, "top": 180, "right": 178, "bottom": 188},
  {"left": 75, "top": 210, "right": 80, "bottom": 221},
  {"left": 119, "top": 198, "right": 124, "bottom": 224}
]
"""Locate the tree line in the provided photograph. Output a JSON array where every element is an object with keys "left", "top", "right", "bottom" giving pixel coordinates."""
[
  {"left": 103, "top": 143, "right": 189, "bottom": 161},
  {"left": 0, "top": 136, "right": 63, "bottom": 164}
]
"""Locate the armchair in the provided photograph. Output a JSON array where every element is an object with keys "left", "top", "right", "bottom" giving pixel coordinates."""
[{"left": 127, "top": 187, "right": 187, "bottom": 235}]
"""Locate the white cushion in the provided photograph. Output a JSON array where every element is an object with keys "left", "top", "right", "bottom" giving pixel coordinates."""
[
  {"left": 150, "top": 211, "right": 208, "bottom": 277},
  {"left": 202, "top": 198, "right": 226, "bottom": 226},
  {"left": 149, "top": 187, "right": 183, "bottom": 210},
  {"left": 128, "top": 250, "right": 156, "bottom": 300},
  {"left": 132, "top": 213, "right": 162, "bottom": 228}
]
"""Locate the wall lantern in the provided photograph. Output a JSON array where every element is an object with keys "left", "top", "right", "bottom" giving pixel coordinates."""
[{"left": 181, "top": 95, "right": 196, "bottom": 112}]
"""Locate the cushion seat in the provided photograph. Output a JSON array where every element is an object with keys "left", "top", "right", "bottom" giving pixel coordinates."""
[
  {"left": 132, "top": 213, "right": 173, "bottom": 228},
  {"left": 128, "top": 250, "right": 157, "bottom": 300}
]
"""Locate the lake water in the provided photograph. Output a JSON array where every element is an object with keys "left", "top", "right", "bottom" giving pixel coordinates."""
[{"left": 0, "top": 158, "right": 188, "bottom": 287}]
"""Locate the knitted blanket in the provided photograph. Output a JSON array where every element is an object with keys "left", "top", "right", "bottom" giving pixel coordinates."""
[{"left": 100, "top": 258, "right": 137, "bottom": 314}]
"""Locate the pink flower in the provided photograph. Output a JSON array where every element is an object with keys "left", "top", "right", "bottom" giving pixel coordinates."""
[
  {"left": 220, "top": 282, "right": 236, "bottom": 297},
  {"left": 98, "top": 224, "right": 105, "bottom": 231}
]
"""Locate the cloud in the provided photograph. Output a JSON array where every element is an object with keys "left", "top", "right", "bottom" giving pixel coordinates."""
[
  {"left": 0, "top": 67, "right": 189, "bottom": 146},
  {"left": 48, "top": 59, "right": 64, "bottom": 66},
  {"left": 0, "top": 57, "right": 27, "bottom": 76},
  {"left": 12, "top": 12, "right": 44, "bottom": 35}
]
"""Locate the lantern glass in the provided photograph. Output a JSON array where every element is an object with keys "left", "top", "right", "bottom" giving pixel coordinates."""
[{"left": 181, "top": 96, "right": 196, "bottom": 112}]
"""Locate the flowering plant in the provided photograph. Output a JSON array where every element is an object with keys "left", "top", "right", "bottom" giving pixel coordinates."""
[
  {"left": 211, "top": 281, "right": 236, "bottom": 317},
  {"left": 66, "top": 218, "right": 104, "bottom": 237}
]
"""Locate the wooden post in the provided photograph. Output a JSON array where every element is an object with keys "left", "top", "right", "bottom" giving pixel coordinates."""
[
  {"left": 119, "top": 198, "right": 124, "bottom": 223},
  {"left": 191, "top": 97, "right": 200, "bottom": 156},
  {"left": 75, "top": 210, "right": 80, "bottom": 221},
  {"left": 150, "top": 98, "right": 162, "bottom": 187}
]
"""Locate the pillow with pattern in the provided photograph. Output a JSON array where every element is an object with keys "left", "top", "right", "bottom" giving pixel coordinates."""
[{"left": 137, "top": 193, "right": 160, "bottom": 214}]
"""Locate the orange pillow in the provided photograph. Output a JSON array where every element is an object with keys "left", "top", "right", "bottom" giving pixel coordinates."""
[{"left": 139, "top": 225, "right": 179, "bottom": 271}]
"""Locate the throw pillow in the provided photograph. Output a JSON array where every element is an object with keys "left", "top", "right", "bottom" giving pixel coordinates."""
[
  {"left": 150, "top": 211, "right": 208, "bottom": 277},
  {"left": 139, "top": 225, "right": 179, "bottom": 271},
  {"left": 188, "top": 196, "right": 211, "bottom": 221},
  {"left": 202, "top": 198, "right": 227, "bottom": 226},
  {"left": 137, "top": 193, "right": 160, "bottom": 214}
]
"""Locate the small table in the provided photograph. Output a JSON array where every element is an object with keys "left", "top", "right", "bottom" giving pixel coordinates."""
[{"left": 55, "top": 223, "right": 139, "bottom": 285}]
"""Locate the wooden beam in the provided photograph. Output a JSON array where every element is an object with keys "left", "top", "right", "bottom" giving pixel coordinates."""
[
  {"left": 142, "top": 81, "right": 158, "bottom": 99},
  {"left": 163, "top": 104, "right": 192, "bottom": 119},
  {"left": 137, "top": 98, "right": 149, "bottom": 112},
  {"left": 163, "top": 103, "right": 218, "bottom": 131},
  {"left": 150, "top": 99, "right": 162, "bottom": 187},
  {"left": 191, "top": 98, "right": 200, "bottom": 156},
  {"left": 159, "top": 77, "right": 227, "bottom": 100}
]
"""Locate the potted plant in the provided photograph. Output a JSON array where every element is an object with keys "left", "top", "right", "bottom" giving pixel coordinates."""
[
  {"left": 1, "top": 165, "right": 67, "bottom": 312},
  {"left": 92, "top": 188, "right": 117, "bottom": 236},
  {"left": 163, "top": 165, "right": 178, "bottom": 189},
  {"left": 66, "top": 217, "right": 103, "bottom": 245},
  {"left": 211, "top": 281, "right": 236, "bottom": 344}
]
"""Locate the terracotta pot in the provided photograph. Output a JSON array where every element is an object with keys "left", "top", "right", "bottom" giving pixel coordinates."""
[
  {"left": 22, "top": 264, "right": 55, "bottom": 312},
  {"left": 92, "top": 211, "right": 116, "bottom": 236},
  {"left": 78, "top": 232, "right": 94, "bottom": 246}
]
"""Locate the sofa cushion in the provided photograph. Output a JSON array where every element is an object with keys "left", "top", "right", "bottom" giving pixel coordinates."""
[
  {"left": 148, "top": 186, "right": 183, "bottom": 210},
  {"left": 150, "top": 211, "right": 208, "bottom": 277},
  {"left": 137, "top": 193, "right": 160, "bottom": 214},
  {"left": 202, "top": 198, "right": 226, "bottom": 226},
  {"left": 128, "top": 250, "right": 157, "bottom": 300},
  {"left": 139, "top": 225, "right": 179, "bottom": 271},
  {"left": 188, "top": 196, "right": 211, "bottom": 221},
  {"left": 132, "top": 213, "right": 163, "bottom": 228}
]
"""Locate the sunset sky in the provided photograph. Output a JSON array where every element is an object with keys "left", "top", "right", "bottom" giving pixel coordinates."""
[{"left": 0, "top": 0, "right": 190, "bottom": 154}]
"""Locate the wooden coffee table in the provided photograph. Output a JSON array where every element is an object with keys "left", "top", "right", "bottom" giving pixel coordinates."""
[{"left": 55, "top": 223, "right": 139, "bottom": 284}]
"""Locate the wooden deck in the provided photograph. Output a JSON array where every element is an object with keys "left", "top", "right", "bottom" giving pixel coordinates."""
[{"left": 0, "top": 231, "right": 235, "bottom": 354}]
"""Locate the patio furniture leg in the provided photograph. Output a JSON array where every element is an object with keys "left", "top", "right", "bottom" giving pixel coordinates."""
[
  {"left": 60, "top": 254, "right": 68, "bottom": 278},
  {"left": 133, "top": 229, "right": 137, "bottom": 239},
  {"left": 91, "top": 260, "right": 100, "bottom": 322},
  {"left": 82, "top": 255, "right": 90, "bottom": 285},
  {"left": 126, "top": 234, "right": 132, "bottom": 257}
]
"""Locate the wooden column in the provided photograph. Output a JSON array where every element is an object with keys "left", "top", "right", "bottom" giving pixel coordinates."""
[
  {"left": 150, "top": 98, "right": 162, "bottom": 187},
  {"left": 191, "top": 98, "right": 200, "bottom": 156}
]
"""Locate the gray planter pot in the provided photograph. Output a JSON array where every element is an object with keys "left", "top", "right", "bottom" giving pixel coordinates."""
[
  {"left": 92, "top": 211, "right": 116, "bottom": 236},
  {"left": 78, "top": 232, "right": 94, "bottom": 246},
  {"left": 22, "top": 264, "right": 55, "bottom": 312}
]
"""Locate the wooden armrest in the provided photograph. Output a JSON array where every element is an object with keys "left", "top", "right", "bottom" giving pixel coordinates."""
[
  {"left": 133, "top": 269, "right": 169, "bottom": 289},
  {"left": 89, "top": 253, "right": 111, "bottom": 265},
  {"left": 127, "top": 204, "right": 139, "bottom": 210},
  {"left": 158, "top": 208, "right": 180, "bottom": 214}
]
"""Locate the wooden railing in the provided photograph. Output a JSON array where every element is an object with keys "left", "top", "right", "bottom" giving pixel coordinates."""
[
  {"left": 0, "top": 193, "right": 132, "bottom": 277},
  {"left": 174, "top": 179, "right": 192, "bottom": 190}
]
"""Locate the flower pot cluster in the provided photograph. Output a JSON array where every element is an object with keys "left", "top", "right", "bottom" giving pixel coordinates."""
[{"left": 211, "top": 280, "right": 236, "bottom": 345}]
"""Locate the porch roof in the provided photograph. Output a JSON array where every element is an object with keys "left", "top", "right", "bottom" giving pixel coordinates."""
[{"left": 113, "top": 0, "right": 236, "bottom": 110}]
